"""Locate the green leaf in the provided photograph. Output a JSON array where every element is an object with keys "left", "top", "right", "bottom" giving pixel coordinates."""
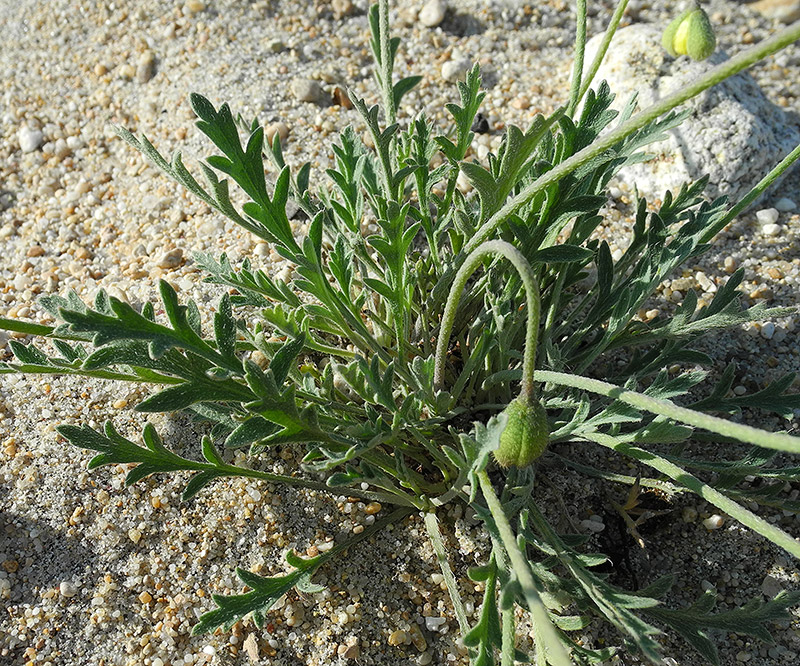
[
  {"left": 645, "top": 591, "right": 800, "bottom": 666},
  {"left": 192, "top": 552, "right": 325, "bottom": 634}
]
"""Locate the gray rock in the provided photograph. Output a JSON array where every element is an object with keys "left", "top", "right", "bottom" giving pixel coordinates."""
[
  {"left": 582, "top": 24, "right": 800, "bottom": 204},
  {"left": 419, "top": 0, "right": 447, "bottom": 28},
  {"left": 291, "top": 78, "right": 325, "bottom": 105},
  {"left": 18, "top": 126, "right": 43, "bottom": 153}
]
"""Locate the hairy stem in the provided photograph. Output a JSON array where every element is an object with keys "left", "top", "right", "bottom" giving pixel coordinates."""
[
  {"left": 567, "top": 0, "right": 587, "bottom": 117},
  {"left": 434, "top": 240, "right": 541, "bottom": 401},
  {"left": 578, "top": 0, "right": 630, "bottom": 103},
  {"left": 535, "top": 369, "right": 800, "bottom": 454},
  {"left": 476, "top": 469, "right": 571, "bottom": 666}
]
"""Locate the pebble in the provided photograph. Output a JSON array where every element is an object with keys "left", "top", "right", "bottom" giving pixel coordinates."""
[
  {"left": 756, "top": 208, "right": 780, "bottom": 225},
  {"left": 762, "top": 223, "right": 782, "bottom": 237},
  {"left": 266, "top": 38, "right": 284, "bottom": 53},
  {"left": 441, "top": 57, "right": 471, "bottom": 82},
  {"left": 331, "top": 0, "right": 354, "bottom": 19},
  {"left": 774, "top": 197, "right": 797, "bottom": 211},
  {"left": 291, "top": 78, "right": 325, "bottom": 105},
  {"left": 703, "top": 514, "right": 725, "bottom": 530},
  {"left": 419, "top": 0, "right": 447, "bottom": 27},
  {"left": 760, "top": 322, "right": 776, "bottom": 339},
  {"left": 59, "top": 581, "right": 78, "bottom": 598},
  {"left": 136, "top": 51, "right": 157, "bottom": 83},
  {"left": 156, "top": 247, "right": 184, "bottom": 269},
  {"left": 387, "top": 629, "right": 407, "bottom": 646},
  {"left": 266, "top": 121, "right": 289, "bottom": 146},
  {"left": 243, "top": 633, "right": 259, "bottom": 662},
  {"left": 18, "top": 126, "right": 44, "bottom": 153},
  {"left": 762, "top": 574, "right": 785, "bottom": 598}
]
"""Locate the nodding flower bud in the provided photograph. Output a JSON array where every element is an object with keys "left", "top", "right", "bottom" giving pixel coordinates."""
[
  {"left": 494, "top": 397, "right": 549, "bottom": 468},
  {"left": 662, "top": 3, "right": 716, "bottom": 61}
]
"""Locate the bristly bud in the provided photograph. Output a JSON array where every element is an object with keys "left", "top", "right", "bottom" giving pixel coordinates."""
[
  {"left": 662, "top": 2, "right": 716, "bottom": 61},
  {"left": 494, "top": 397, "right": 549, "bottom": 468}
]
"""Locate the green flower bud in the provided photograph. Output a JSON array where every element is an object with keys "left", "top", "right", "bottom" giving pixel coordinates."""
[
  {"left": 662, "top": 3, "right": 716, "bottom": 61},
  {"left": 494, "top": 397, "right": 549, "bottom": 468}
]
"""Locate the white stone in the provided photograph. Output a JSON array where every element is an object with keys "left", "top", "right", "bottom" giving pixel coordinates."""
[
  {"left": 419, "top": 0, "right": 447, "bottom": 27},
  {"left": 59, "top": 581, "right": 78, "bottom": 598},
  {"left": 291, "top": 78, "right": 325, "bottom": 105},
  {"left": 703, "top": 514, "right": 725, "bottom": 530},
  {"left": 441, "top": 58, "right": 470, "bottom": 82},
  {"left": 775, "top": 197, "right": 797, "bottom": 211},
  {"left": 18, "top": 126, "right": 43, "bottom": 153},
  {"left": 582, "top": 25, "right": 800, "bottom": 204},
  {"left": 762, "top": 223, "right": 782, "bottom": 237},
  {"left": 424, "top": 616, "right": 447, "bottom": 631},
  {"left": 756, "top": 208, "right": 780, "bottom": 225},
  {"left": 760, "top": 322, "right": 776, "bottom": 339}
]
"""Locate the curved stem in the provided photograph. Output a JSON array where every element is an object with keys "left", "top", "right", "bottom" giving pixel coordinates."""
[{"left": 434, "top": 240, "right": 541, "bottom": 401}]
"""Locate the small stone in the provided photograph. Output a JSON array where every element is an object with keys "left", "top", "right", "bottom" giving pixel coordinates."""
[
  {"left": 363, "top": 502, "right": 382, "bottom": 515},
  {"left": 703, "top": 514, "right": 725, "bottom": 530},
  {"left": 419, "top": 0, "right": 447, "bottom": 27},
  {"left": 388, "top": 629, "right": 407, "bottom": 646},
  {"left": 418, "top": 653, "right": 433, "bottom": 666},
  {"left": 331, "top": 0, "right": 354, "bottom": 19},
  {"left": 424, "top": 616, "right": 447, "bottom": 631},
  {"left": 760, "top": 322, "right": 776, "bottom": 340},
  {"left": 342, "top": 643, "right": 360, "bottom": 659},
  {"left": 441, "top": 58, "right": 471, "bottom": 82},
  {"left": 138, "top": 591, "right": 152, "bottom": 604},
  {"left": 265, "top": 122, "right": 289, "bottom": 146},
  {"left": 2, "top": 560, "right": 19, "bottom": 573},
  {"left": 682, "top": 506, "right": 698, "bottom": 523},
  {"left": 723, "top": 256, "right": 737, "bottom": 273},
  {"left": 266, "top": 38, "right": 284, "bottom": 53},
  {"left": 292, "top": 78, "right": 325, "bottom": 105},
  {"left": 243, "top": 634, "right": 259, "bottom": 662},
  {"left": 184, "top": 0, "right": 205, "bottom": 13},
  {"left": 94, "top": 63, "right": 108, "bottom": 76},
  {"left": 756, "top": 208, "right": 780, "bottom": 225},
  {"left": 768, "top": 267, "right": 784, "bottom": 279},
  {"left": 774, "top": 197, "right": 796, "bottom": 211},
  {"left": 136, "top": 51, "right": 157, "bottom": 83},
  {"left": 59, "top": 581, "right": 78, "bottom": 598},
  {"left": 408, "top": 624, "right": 427, "bottom": 652},
  {"left": 762, "top": 223, "right": 782, "bottom": 237},
  {"left": 332, "top": 86, "right": 353, "bottom": 109},
  {"left": 128, "top": 528, "right": 143, "bottom": 544},
  {"left": 156, "top": 247, "right": 184, "bottom": 269},
  {"left": 18, "top": 126, "right": 44, "bottom": 153},
  {"left": 511, "top": 95, "right": 530, "bottom": 110},
  {"left": 762, "top": 574, "right": 784, "bottom": 598},
  {"left": 119, "top": 63, "right": 136, "bottom": 79},
  {"left": 26, "top": 245, "right": 45, "bottom": 258}
]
